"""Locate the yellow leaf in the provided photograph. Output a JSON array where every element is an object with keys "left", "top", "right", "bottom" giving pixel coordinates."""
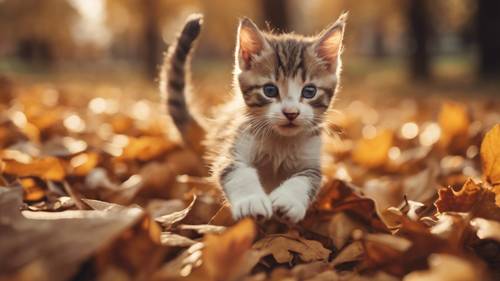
[
  {"left": 352, "top": 129, "right": 393, "bottom": 168},
  {"left": 20, "top": 178, "right": 45, "bottom": 202},
  {"left": 69, "top": 152, "right": 99, "bottom": 176},
  {"left": 481, "top": 124, "right": 500, "bottom": 186},
  {"left": 3, "top": 157, "right": 65, "bottom": 181},
  {"left": 438, "top": 102, "right": 470, "bottom": 148}
]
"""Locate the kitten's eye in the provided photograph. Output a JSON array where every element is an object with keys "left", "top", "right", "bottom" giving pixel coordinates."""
[
  {"left": 263, "top": 84, "right": 279, "bottom": 98},
  {"left": 302, "top": 85, "right": 317, "bottom": 99}
]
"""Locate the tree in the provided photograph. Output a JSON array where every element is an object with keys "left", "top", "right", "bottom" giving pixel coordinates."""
[
  {"left": 407, "top": 0, "right": 431, "bottom": 79},
  {"left": 476, "top": 0, "right": 500, "bottom": 78},
  {"left": 260, "top": 0, "right": 289, "bottom": 32}
]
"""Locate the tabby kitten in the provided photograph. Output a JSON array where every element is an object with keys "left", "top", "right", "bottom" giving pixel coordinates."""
[{"left": 161, "top": 13, "right": 346, "bottom": 223}]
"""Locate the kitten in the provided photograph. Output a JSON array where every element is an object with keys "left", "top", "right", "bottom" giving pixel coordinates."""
[{"left": 161, "top": 13, "right": 346, "bottom": 223}]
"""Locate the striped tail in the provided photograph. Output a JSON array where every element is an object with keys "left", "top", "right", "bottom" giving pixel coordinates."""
[{"left": 161, "top": 14, "right": 206, "bottom": 156}]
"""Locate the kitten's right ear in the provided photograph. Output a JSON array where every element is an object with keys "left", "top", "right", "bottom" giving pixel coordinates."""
[{"left": 236, "top": 18, "right": 268, "bottom": 70}]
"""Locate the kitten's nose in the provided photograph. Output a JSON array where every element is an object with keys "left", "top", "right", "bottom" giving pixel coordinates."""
[{"left": 282, "top": 109, "right": 299, "bottom": 121}]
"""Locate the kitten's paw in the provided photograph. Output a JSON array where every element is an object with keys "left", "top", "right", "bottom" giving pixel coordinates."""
[
  {"left": 269, "top": 189, "right": 307, "bottom": 223},
  {"left": 231, "top": 193, "right": 273, "bottom": 220}
]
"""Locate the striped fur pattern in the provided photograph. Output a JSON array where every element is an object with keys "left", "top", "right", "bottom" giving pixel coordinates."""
[
  {"left": 163, "top": 13, "right": 347, "bottom": 223},
  {"left": 160, "top": 14, "right": 205, "bottom": 155}
]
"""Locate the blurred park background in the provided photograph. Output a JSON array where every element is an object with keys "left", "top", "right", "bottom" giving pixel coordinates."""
[{"left": 1, "top": 0, "right": 499, "bottom": 103}]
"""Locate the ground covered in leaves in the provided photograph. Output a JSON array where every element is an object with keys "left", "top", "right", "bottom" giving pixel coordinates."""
[{"left": 0, "top": 75, "right": 499, "bottom": 281}]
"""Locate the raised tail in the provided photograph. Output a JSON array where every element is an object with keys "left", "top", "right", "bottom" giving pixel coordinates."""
[{"left": 160, "top": 14, "right": 206, "bottom": 156}]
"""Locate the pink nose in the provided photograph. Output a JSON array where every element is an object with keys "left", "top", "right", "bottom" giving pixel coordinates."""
[{"left": 282, "top": 110, "right": 299, "bottom": 121}]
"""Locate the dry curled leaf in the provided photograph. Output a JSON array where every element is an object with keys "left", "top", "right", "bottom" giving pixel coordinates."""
[
  {"left": 155, "top": 195, "right": 197, "bottom": 228},
  {"left": 0, "top": 187, "right": 145, "bottom": 281},
  {"left": 435, "top": 178, "right": 500, "bottom": 220},
  {"left": 253, "top": 231, "right": 331, "bottom": 264}
]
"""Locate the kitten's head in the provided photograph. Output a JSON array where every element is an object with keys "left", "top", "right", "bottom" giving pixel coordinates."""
[{"left": 234, "top": 13, "right": 346, "bottom": 137}]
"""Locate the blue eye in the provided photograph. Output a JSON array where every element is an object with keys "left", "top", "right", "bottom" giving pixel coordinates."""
[
  {"left": 263, "top": 84, "right": 279, "bottom": 98},
  {"left": 302, "top": 85, "right": 317, "bottom": 99}
]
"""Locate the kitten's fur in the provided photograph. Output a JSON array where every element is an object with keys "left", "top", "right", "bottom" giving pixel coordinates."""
[{"left": 161, "top": 13, "right": 346, "bottom": 223}]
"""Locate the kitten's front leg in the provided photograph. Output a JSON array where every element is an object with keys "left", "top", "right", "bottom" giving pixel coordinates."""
[
  {"left": 269, "top": 168, "right": 322, "bottom": 223},
  {"left": 220, "top": 163, "right": 273, "bottom": 220}
]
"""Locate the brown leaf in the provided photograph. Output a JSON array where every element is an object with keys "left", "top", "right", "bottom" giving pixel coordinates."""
[
  {"left": 481, "top": 124, "right": 500, "bottom": 187},
  {"left": 314, "top": 180, "right": 388, "bottom": 232},
  {"left": 155, "top": 195, "right": 197, "bottom": 229},
  {"left": 331, "top": 241, "right": 364, "bottom": 267},
  {"left": 160, "top": 232, "right": 197, "bottom": 247},
  {"left": 0, "top": 186, "right": 144, "bottom": 281},
  {"left": 435, "top": 178, "right": 500, "bottom": 221},
  {"left": 253, "top": 231, "right": 330, "bottom": 264},
  {"left": 403, "top": 254, "right": 485, "bottom": 281}
]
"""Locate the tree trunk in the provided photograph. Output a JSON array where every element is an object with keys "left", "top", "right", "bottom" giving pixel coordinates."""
[
  {"left": 408, "top": 0, "right": 431, "bottom": 80},
  {"left": 477, "top": 0, "right": 500, "bottom": 78},
  {"left": 260, "top": 0, "right": 289, "bottom": 32},
  {"left": 142, "top": 0, "right": 161, "bottom": 78}
]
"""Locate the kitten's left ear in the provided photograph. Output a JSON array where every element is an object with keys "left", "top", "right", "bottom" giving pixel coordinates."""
[{"left": 313, "top": 12, "right": 347, "bottom": 68}]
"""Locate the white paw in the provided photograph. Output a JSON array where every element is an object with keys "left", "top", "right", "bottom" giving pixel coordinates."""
[
  {"left": 269, "top": 189, "right": 307, "bottom": 223},
  {"left": 231, "top": 193, "right": 273, "bottom": 220}
]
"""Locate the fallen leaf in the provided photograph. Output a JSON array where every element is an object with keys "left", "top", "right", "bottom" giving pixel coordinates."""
[
  {"left": 3, "top": 156, "right": 65, "bottom": 181},
  {"left": 19, "top": 178, "right": 45, "bottom": 202},
  {"left": 435, "top": 178, "right": 500, "bottom": 220},
  {"left": 0, "top": 186, "right": 144, "bottom": 281},
  {"left": 481, "top": 124, "right": 500, "bottom": 187},
  {"left": 253, "top": 231, "right": 331, "bottom": 264},
  {"left": 155, "top": 195, "right": 196, "bottom": 229},
  {"left": 203, "top": 218, "right": 260, "bottom": 281},
  {"left": 438, "top": 102, "right": 470, "bottom": 149},
  {"left": 121, "top": 136, "right": 176, "bottom": 161},
  {"left": 178, "top": 224, "right": 226, "bottom": 235},
  {"left": 69, "top": 152, "right": 99, "bottom": 176},
  {"left": 403, "top": 254, "right": 483, "bottom": 281},
  {"left": 331, "top": 241, "right": 364, "bottom": 267},
  {"left": 160, "top": 232, "right": 197, "bottom": 247},
  {"left": 352, "top": 129, "right": 393, "bottom": 168}
]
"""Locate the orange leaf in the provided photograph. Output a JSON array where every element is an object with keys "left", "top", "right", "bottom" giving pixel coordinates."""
[
  {"left": 352, "top": 129, "right": 393, "bottom": 168},
  {"left": 69, "top": 152, "right": 99, "bottom": 176},
  {"left": 203, "top": 218, "right": 258, "bottom": 281},
  {"left": 20, "top": 178, "right": 45, "bottom": 202},
  {"left": 122, "top": 136, "right": 176, "bottom": 161},
  {"left": 438, "top": 102, "right": 470, "bottom": 148},
  {"left": 3, "top": 157, "right": 65, "bottom": 181},
  {"left": 480, "top": 124, "right": 500, "bottom": 186}
]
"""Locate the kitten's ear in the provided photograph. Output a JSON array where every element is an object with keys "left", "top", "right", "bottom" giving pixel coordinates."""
[
  {"left": 236, "top": 18, "right": 268, "bottom": 69},
  {"left": 313, "top": 12, "right": 347, "bottom": 68}
]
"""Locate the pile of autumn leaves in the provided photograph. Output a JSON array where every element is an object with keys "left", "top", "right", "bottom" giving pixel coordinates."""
[{"left": 0, "top": 78, "right": 499, "bottom": 281}]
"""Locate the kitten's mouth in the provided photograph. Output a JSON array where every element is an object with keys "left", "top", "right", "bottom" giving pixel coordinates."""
[{"left": 280, "top": 123, "right": 298, "bottom": 129}]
